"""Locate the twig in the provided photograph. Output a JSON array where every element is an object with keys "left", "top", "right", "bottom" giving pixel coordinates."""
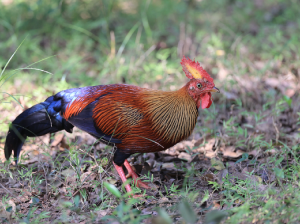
[
  {"left": 41, "top": 165, "right": 49, "bottom": 198},
  {"left": 272, "top": 116, "right": 279, "bottom": 144}
]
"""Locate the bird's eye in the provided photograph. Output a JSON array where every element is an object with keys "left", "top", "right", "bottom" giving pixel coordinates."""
[{"left": 197, "top": 83, "right": 202, "bottom": 89}]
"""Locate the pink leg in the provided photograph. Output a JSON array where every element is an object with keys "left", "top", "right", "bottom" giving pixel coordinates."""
[
  {"left": 113, "top": 162, "right": 132, "bottom": 193},
  {"left": 113, "top": 159, "right": 150, "bottom": 196},
  {"left": 124, "top": 160, "right": 150, "bottom": 189}
]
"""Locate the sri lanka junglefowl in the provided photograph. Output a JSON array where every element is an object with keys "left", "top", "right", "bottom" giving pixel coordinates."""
[{"left": 4, "top": 56, "right": 219, "bottom": 194}]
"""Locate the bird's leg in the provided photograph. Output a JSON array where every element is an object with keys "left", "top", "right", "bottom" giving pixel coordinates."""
[
  {"left": 113, "top": 150, "right": 149, "bottom": 195},
  {"left": 123, "top": 159, "right": 150, "bottom": 189},
  {"left": 113, "top": 162, "right": 132, "bottom": 193}
]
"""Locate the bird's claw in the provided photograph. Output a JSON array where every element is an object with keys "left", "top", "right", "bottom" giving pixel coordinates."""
[
  {"left": 113, "top": 159, "right": 150, "bottom": 198},
  {"left": 124, "top": 161, "right": 150, "bottom": 189}
]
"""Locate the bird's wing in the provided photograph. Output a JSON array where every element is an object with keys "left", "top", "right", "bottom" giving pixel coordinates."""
[
  {"left": 57, "top": 85, "right": 122, "bottom": 144},
  {"left": 62, "top": 84, "right": 147, "bottom": 143}
]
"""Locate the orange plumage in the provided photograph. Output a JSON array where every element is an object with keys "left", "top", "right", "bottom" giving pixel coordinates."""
[
  {"left": 64, "top": 83, "right": 198, "bottom": 153},
  {"left": 5, "top": 56, "right": 219, "bottom": 196}
]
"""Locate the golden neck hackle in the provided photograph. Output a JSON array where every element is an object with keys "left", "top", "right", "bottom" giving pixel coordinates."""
[{"left": 142, "top": 84, "right": 198, "bottom": 144}]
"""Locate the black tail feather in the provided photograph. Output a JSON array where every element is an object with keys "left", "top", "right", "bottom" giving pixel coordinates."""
[
  {"left": 4, "top": 127, "right": 26, "bottom": 162},
  {"left": 4, "top": 100, "right": 73, "bottom": 163}
]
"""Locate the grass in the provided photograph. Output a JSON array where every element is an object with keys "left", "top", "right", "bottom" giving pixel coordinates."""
[{"left": 0, "top": 0, "right": 300, "bottom": 223}]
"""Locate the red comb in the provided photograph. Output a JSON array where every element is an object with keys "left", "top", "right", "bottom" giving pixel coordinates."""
[{"left": 180, "top": 56, "right": 213, "bottom": 82}]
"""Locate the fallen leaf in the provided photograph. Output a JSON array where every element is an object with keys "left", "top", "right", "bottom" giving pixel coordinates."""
[
  {"left": 80, "top": 172, "right": 97, "bottom": 184},
  {"left": 248, "top": 149, "right": 261, "bottom": 158},
  {"left": 108, "top": 178, "right": 118, "bottom": 185},
  {"left": 211, "top": 158, "right": 225, "bottom": 170},
  {"left": 14, "top": 189, "right": 32, "bottom": 203},
  {"left": 178, "top": 152, "right": 192, "bottom": 162},
  {"left": 161, "top": 162, "right": 175, "bottom": 170},
  {"left": 95, "top": 209, "right": 109, "bottom": 217},
  {"left": 158, "top": 197, "right": 169, "bottom": 204},
  {"left": 61, "top": 168, "right": 76, "bottom": 177},
  {"left": 62, "top": 168, "right": 77, "bottom": 184},
  {"left": 231, "top": 172, "right": 260, "bottom": 183},
  {"left": 51, "top": 134, "right": 64, "bottom": 147},
  {"left": 164, "top": 140, "right": 195, "bottom": 155},
  {"left": 212, "top": 201, "right": 221, "bottom": 209},
  {"left": 220, "top": 146, "right": 244, "bottom": 159},
  {"left": 195, "top": 138, "right": 216, "bottom": 158},
  {"left": 217, "top": 169, "right": 229, "bottom": 184},
  {"left": 0, "top": 199, "right": 16, "bottom": 219}
]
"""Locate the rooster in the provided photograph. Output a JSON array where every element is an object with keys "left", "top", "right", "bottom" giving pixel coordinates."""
[{"left": 4, "top": 56, "right": 219, "bottom": 194}]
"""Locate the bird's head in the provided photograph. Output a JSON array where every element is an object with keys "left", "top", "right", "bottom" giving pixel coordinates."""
[{"left": 181, "top": 56, "right": 219, "bottom": 109}]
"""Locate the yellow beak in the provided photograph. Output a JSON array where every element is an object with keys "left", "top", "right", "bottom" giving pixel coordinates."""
[{"left": 209, "top": 87, "right": 220, "bottom": 93}]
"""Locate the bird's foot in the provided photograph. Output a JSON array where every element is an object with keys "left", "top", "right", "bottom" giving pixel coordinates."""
[
  {"left": 124, "top": 160, "right": 150, "bottom": 189},
  {"left": 113, "top": 160, "right": 149, "bottom": 198}
]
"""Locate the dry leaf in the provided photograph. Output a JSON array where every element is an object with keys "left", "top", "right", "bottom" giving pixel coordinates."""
[
  {"left": 162, "top": 162, "right": 175, "bottom": 170},
  {"left": 220, "top": 146, "right": 244, "bottom": 159},
  {"left": 158, "top": 197, "right": 169, "bottom": 204},
  {"left": 178, "top": 152, "right": 192, "bottom": 162},
  {"left": 202, "top": 173, "right": 216, "bottom": 182},
  {"left": 0, "top": 199, "right": 16, "bottom": 219},
  {"left": 217, "top": 169, "right": 229, "bottom": 184},
  {"left": 231, "top": 172, "right": 259, "bottom": 183},
  {"left": 195, "top": 138, "right": 216, "bottom": 158},
  {"left": 61, "top": 168, "right": 76, "bottom": 177},
  {"left": 51, "top": 134, "right": 64, "bottom": 147},
  {"left": 213, "top": 201, "right": 221, "bottom": 209},
  {"left": 211, "top": 158, "right": 225, "bottom": 170},
  {"left": 95, "top": 209, "right": 109, "bottom": 218},
  {"left": 80, "top": 172, "right": 97, "bottom": 184}
]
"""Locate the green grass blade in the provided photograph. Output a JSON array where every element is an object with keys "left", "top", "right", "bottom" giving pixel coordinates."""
[
  {"left": 116, "top": 22, "right": 140, "bottom": 58},
  {"left": 0, "top": 92, "right": 23, "bottom": 108},
  {"left": 23, "top": 55, "right": 57, "bottom": 69},
  {"left": 0, "top": 55, "right": 56, "bottom": 88},
  {"left": 60, "top": 23, "right": 99, "bottom": 42},
  {"left": 0, "top": 37, "right": 27, "bottom": 79},
  {"left": 16, "top": 68, "right": 53, "bottom": 75}
]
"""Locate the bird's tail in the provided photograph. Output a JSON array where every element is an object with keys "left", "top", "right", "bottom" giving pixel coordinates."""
[{"left": 4, "top": 96, "right": 73, "bottom": 163}]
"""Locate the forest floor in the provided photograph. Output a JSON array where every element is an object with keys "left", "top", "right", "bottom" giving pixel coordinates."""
[{"left": 1, "top": 72, "right": 300, "bottom": 223}]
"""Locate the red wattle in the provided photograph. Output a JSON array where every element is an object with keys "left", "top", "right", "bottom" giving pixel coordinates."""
[{"left": 201, "top": 92, "right": 212, "bottom": 109}]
